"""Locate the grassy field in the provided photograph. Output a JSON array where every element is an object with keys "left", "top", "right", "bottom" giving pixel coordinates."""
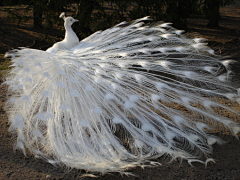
[{"left": 0, "top": 54, "right": 10, "bottom": 77}]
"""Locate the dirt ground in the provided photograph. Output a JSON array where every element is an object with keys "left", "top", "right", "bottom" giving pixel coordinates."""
[{"left": 0, "top": 2, "right": 240, "bottom": 180}]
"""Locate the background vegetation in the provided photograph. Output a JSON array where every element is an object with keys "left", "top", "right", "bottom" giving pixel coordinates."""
[{"left": 1, "top": 0, "right": 236, "bottom": 39}]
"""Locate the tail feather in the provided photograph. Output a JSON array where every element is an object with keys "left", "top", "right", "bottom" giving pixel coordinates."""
[{"left": 4, "top": 19, "right": 240, "bottom": 173}]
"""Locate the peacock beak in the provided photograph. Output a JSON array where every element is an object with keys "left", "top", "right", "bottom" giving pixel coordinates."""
[{"left": 74, "top": 19, "right": 79, "bottom": 22}]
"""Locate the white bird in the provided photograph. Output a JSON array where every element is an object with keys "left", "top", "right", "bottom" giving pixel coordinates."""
[
  {"left": 4, "top": 13, "right": 240, "bottom": 174},
  {"left": 46, "top": 13, "right": 79, "bottom": 53}
]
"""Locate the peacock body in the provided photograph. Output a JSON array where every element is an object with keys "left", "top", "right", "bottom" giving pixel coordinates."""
[{"left": 3, "top": 13, "right": 240, "bottom": 173}]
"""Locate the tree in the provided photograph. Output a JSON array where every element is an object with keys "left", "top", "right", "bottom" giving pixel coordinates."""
[
  {"left": 128, "top": 0, "right": 199, "bottom": 30},
  {"left": 128, "top": 0, "right": 165, "bottom": 21},
  {"left": 202, "top": 0, "right": 235, "bottom": 27},
  {"left": 33, "top": 0, "right": 46, "bottom": 28},
  {"left": 7, "top": 0, "right": 231, "bottom": 36},
  {"left": 74, "top": 0, "right": 103, "bottom": 39},
  {"left": 164, "top": 0, "right": 199, "bottom": 29},
  {"left": 33, "top": 0, "right": 69, "bottom": 29}
]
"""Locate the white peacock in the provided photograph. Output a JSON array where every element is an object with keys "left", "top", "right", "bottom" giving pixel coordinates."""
[{"left": 3, "top": 12, "right": 240, "bottom": 173}]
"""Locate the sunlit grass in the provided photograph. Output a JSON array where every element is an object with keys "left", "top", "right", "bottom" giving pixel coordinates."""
[{"left": 0, "top": 54, "right": 11, "bottom": 77}]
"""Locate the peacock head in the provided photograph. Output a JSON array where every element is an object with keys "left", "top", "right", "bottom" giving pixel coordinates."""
[{"left": 59, "top": 12, "right": 79, "bottom": 26}]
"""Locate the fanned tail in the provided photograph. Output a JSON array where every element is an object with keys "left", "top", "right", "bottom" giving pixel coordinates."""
[{"left": 4, "top": 18, "right": 240, "bottom": 173}]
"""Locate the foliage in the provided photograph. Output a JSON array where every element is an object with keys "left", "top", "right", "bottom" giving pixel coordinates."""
[
  {"left": 73, "top": 0, "right": 104, "bottom": 39},
  {"left": 128, "top": 0, "right": 165, "bottom": 21},
  {"left": 201, "top": 0, "right": 235, "bottom": 27},
  {"left": 3, "top": 0, "right": 235, "bottom": 37},
  {"left": 4, "top": 7, "right": 30, "bottom": 26},
  {"left": 164, "top": 0, "right": 200, "bottom": 29}
]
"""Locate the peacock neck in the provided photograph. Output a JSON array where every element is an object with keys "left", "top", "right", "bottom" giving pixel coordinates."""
[{"left": 64, "top": 23, "right": 79, "bottom": 44}]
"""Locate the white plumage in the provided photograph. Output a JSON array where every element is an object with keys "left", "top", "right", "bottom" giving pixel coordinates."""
[
  {"left": 4, "top": 14, "right": 240, "bottom": 173},
  {"left": 46, "top": 13, "right": 79, "bottom": 53}
]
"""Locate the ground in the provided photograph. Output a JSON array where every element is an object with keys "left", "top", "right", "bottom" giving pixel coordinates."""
[{"left": 0, "top": 2, "right": 240, "bottom": 180}]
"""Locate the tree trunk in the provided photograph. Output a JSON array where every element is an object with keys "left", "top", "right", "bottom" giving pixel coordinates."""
[
  {"left": 75, "top": 0, "right": 98, "bottom": 39},
  {"left": 206, "top": 0, "right": 220, "bottom": 27},
  {"left": 33, "top": 0, "right": 45, "bottom": 29}
]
